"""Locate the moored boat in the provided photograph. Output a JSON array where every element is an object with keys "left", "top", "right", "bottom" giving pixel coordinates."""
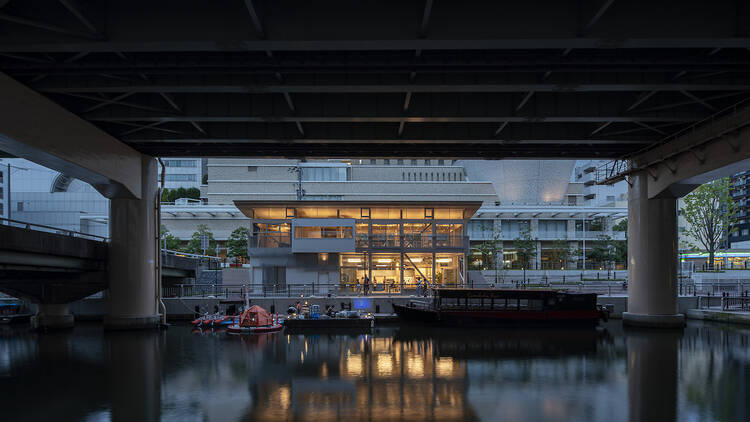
[
  {"left": 211, "top": 315, "right": 238, "bottom": 327},
  {"left": 191, "top": 314, "right": 213, "bottom": 327},
  {"left": 227, "top": 305, "right": 283, "bottom": 334},
  {"left": 393, "top": 288, "right": 609, "bottom": 327}
]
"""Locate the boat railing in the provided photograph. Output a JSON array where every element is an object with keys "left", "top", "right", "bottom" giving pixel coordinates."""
[{"left": 407, "top": 300, "right": 432, "bottom": 309}]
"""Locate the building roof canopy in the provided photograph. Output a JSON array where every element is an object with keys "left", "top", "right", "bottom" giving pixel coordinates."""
[{"left": 234, "top": 200, "right": 482, "bottom": 220}]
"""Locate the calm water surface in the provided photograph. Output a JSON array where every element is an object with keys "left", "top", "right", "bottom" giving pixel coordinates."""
[{"left": 1, "top": 321, "right": 749, "bottom": 421}]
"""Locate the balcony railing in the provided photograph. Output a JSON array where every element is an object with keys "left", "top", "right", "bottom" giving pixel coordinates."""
[
  {"left": 249, "top": 234, "right": 291, "bottom": 248},
  {"left": 355, "top": 234, "right": 467, "bottom": 249},
  {"left": 469, "top": 230, "right": 626, "bottom": 241}
]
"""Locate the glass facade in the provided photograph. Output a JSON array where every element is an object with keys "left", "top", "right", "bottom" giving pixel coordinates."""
[{"left": 244, "top": 202, "right": 474, "bottom": 289}]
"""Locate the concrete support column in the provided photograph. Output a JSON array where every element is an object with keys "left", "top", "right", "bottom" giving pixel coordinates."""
[
  {"left": 104, "top": 156, "right": 160, "bottom": 330},
  {"left": 623, "top": 171, "right": 685, "bottom": 328},
  {"left": 33, "top": 303, "right": 74, "bottom": 329}
]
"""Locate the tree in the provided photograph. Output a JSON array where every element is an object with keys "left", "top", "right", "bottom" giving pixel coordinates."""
[
  {"left": 227, "top": 226, "right": 251, "bottom": 258},
  {"left": 549, "top": 239, "right": 572, "bottom": 269},
  {"left": 587, "top": 234, "right": 617, "bottom": 269},
  {"left": 611, "top": 219, "right": 628, "bottom": 268},
  {"left": 474, "top": 224, "right": 503, "bottom": 282},
  {"left": 161, "top": 187, "right": 200, "bottom": 203},
  {"left": 186, "top": 224, "right": 217, "bottom": 254},
  {"left": 160, "top": 224, "right": 182, "bottom": 251},
  {"left": 681, "top": 178, "right": 738, "bottom": 269},
  {"left": 514, "top": 225, "right": 537, "bottom": 270}
]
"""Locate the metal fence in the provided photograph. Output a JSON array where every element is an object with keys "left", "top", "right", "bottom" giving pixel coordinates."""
[
  {"left": 161, "top": 280, "right": 632, "bottom": 299},
  {"left": 722, "top": 296, "right": 750, "bottom": 311}
]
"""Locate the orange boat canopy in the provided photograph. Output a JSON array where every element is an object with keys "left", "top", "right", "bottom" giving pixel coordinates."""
[{"left": 239, "top": 305, "right": 274, "bottom": 327}]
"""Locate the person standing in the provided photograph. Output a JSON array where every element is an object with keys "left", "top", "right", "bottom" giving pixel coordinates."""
[{"left": 364, "top": 275, "right": 370, "bottom": 296}]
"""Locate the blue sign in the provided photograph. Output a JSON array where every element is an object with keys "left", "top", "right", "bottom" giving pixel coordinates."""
[{"left": 352, "top": 298, "right": 371, "bottom": 310}]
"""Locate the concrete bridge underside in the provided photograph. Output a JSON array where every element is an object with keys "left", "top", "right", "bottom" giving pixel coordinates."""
[{"left": 1, "top": 0, "right": 750, "bottom": 328}]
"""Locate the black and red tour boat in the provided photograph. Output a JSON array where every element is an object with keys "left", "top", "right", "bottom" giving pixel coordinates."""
[{"left": 393, "top": 288, "right": 608, "bottom": 326}]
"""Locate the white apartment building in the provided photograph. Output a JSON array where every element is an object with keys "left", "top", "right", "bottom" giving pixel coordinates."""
[{"left": 573, "top": 160, "right": 628, "bottom": 207}]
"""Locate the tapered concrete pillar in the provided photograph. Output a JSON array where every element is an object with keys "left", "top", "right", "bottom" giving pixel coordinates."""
[
  {"left": 104, "top": 156, "right": 160, "bottom": 330},
  {"left": 623, "top": 171, "right": 685, "bottom": 328},
  {"left": 32, "top": 303, "right": 74, "bottom": 329}
]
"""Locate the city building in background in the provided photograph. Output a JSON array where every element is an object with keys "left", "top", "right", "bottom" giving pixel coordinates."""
[
  {"left": 157, "top": 158, "right": 203, "bottom": 189},
  {"left": 572, "top": 160, "right": 628, "bottom": 207},
  {"left": 0, "top": 158, "right": 108, "bottom": 237},
  {"left": 2, "top": 156, "right": 629, "bottom": 277},
  {"left": 730, "top": 170, "right": 750, "bottom": 249},
  {"left": 162, "top": 158, "right": 626, "bottom": 272},
  {"left": 0, "top": 162, "right": 7, "bottom": 219}
]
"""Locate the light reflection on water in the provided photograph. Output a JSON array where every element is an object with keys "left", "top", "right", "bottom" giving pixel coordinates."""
[{"left": 0, "top": 321, "right": 748, "bottom": 421}]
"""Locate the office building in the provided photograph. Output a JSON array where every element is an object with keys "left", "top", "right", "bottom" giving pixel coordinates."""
[{"left": 157, "top": 158, "right": 203, "bottom": 189}]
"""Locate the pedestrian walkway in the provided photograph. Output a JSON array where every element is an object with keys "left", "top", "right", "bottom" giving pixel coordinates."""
[{"left": 686, "top": 307, "right": 750, "bottom": 325}]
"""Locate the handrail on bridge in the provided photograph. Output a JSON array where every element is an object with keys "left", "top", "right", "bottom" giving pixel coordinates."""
[
  {"left": 162, "top": 249, "right": 221, "bottom": 261},
  {"left": 595, "top": 96, "right": 750, "bottom": 186},
  {"left": 0, "top": 216, "right": 108, "bottom": 242}
]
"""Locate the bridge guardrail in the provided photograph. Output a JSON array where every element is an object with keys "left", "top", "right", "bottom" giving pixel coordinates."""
[{"left": 0, "top": 217, "right": 108, "bottom": 242}]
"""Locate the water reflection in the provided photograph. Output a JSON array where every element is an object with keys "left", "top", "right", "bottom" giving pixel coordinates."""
[{"left": 0, "top": 322, "right": 749, "bottom": 421}]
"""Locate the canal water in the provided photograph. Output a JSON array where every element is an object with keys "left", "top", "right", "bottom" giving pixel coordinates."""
[{"left": 0, "top": 321, "right": 748, "bottom": 421}]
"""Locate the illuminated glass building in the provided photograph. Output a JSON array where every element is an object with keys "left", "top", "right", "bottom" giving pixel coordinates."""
[{"left": 237, "top": 201, "right": 481, "bottom": 292}]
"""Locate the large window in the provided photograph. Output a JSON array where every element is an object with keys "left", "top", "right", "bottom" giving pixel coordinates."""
[
  {"left": 165, "top": 174, "right": 197, "bottom": 182},
  {"left": 300, "top": 166, "right": 348, "bottom": 181},
  {"left": 251, "top": 223, "right": 291, "bottom": 248},
  {"left": 163, "top": 159, "right": 197, "bottom": 167},
  {"left": 295, "top": 226, "right": 353, "bottom": 239}
]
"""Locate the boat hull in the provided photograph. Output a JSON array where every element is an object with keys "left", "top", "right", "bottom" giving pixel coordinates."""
[
  {"left": 393, "top": 304, "right": 603, "bottom": 327},
  {"left": 227, "top": 323, "right": 284, "bottom": 334}
]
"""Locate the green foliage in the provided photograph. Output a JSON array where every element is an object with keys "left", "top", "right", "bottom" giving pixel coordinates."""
[
  {"left": 549, "top": 239, "right": 572, "bottom": 269},
  {"left": 589, "top": 217, "right": 606, "bottom": 232},
  {"left": 186, "top": 224, "right": 217, "bottom": 254},
  {"left": 226, "top": 226, "right": 251, "bottom": 258},
  {"left": 587, "top": 234, "right": 617, "bottom": 267},
  {"left": 613, "top": 239, "right": 627, "bottom": 266},
  {"left": 160, "top": 225, "right": 182, "bottom": 251},
  {"left": 514, "top": 225, "right": 537, "bottom": 269},
  {"left": 161, "top": 187, "right": 200, "bottom": 203},
  {"left": 681, "top": 178, "right": 738, "bottom": 267},
  {"left": 202, "top": 174, "right": 208, "bottom": 184},
  {"left": 473, "top": 224, "right": 502, "bottom": 270},
  {"left": 612, "top": 219, "right": 627, "bottom": 232}
]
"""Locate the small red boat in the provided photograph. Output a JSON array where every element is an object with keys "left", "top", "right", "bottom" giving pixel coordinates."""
[
  {"left": 191, "top": 314, "right": 213, "bottom": 327},
  {"left": 227, "top": 305, "right": 283, "bottom": 334}
]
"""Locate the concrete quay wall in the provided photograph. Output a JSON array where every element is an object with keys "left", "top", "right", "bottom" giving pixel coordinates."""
[{"left": 69, "top": 295, "right": 700, "bottom": 321}]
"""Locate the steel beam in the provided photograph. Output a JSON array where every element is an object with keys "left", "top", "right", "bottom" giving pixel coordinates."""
[{"left": 38, "top": 83, "right": 750, "bottom": 94}]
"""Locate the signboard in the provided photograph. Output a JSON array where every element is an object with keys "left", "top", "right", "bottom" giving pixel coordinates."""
[
  {"left": 200, "top": 234, "right": 209, "bottom": 251},
  {"left": 352, "top": 298, "right": 371, "bottom": 310}
]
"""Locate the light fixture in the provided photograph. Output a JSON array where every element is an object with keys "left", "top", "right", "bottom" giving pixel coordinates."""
[
  {"left": 436, "top": 258, "right": 452, "bottom": 263},
  {"left": 408, "top": 257, "right": 423, "bottom": 263},
  {"left": 347, "top": 258, "right": 362, "bottom": 263},
  {"left": 377, "top": 258, "right": 392, "bottom": 263}
]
